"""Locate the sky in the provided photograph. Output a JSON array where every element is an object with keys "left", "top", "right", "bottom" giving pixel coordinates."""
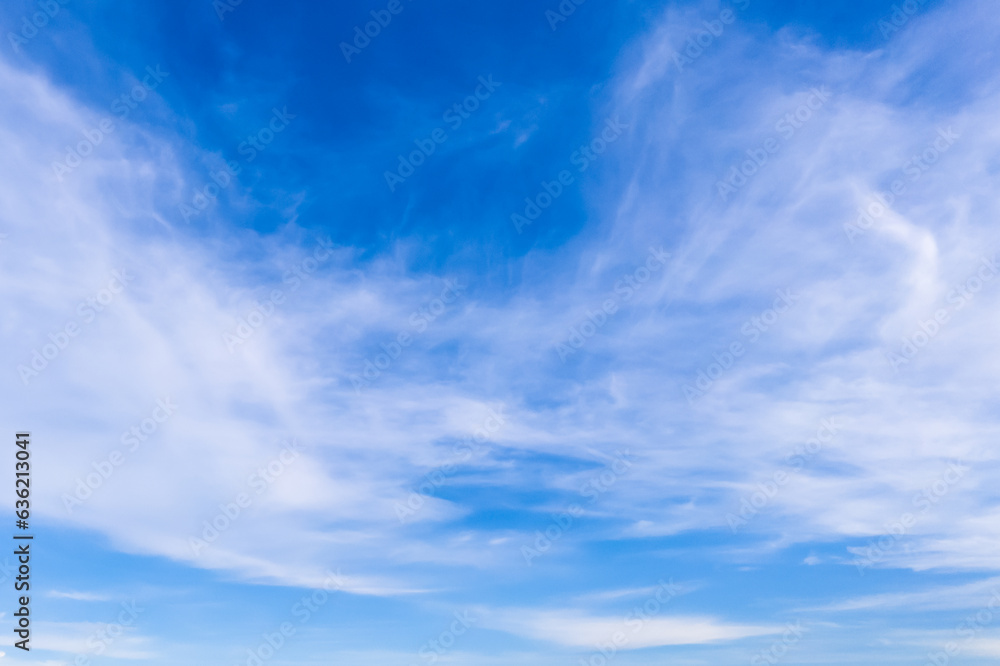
[{"left": 2, "top": 0, "right": 1000, "bottom": 663}]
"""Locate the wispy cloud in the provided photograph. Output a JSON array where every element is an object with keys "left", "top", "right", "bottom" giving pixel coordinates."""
[
  {"left": 3, "top": 0, "right": 1000, "bottom": 662},
  {"left": 47, "top": 590, "right": 112, "bottom": 602},
  {"left": 482, "top": 607, "right": 782, "bottom": 649}
]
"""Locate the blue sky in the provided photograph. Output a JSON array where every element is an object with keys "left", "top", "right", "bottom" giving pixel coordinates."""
[{"left": 3, "top": 0, "right": 1000, "bottom": 663}]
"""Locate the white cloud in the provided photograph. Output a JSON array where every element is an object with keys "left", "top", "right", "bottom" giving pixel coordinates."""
[
  {"left": 482, "top": 607, "right": 781, "bottom": 649},
  {"left": 809, "top": 576, "right": 1000, "bottom": 612},
  {"left": 0, "top": 0, "right": 998, "bottom": 626},
  {"left": 46, "top": 590, "right": 112, "bottom": 602},
  {"left": 32, "top": 621, "right": 155, "bottom": 659}
]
